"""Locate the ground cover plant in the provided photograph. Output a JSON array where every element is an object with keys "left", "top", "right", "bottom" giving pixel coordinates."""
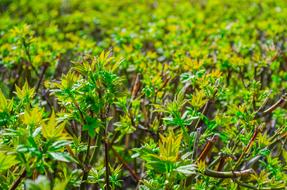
[{"left": 0, "top": 0, "right": 287, "bottom": 189}]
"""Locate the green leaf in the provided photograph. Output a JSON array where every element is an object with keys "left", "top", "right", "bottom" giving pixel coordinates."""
[
  {"left": 175, "top": 164, "right": 197, "bottom": 176},
  {"left": 48, "top": 152, "right": 77, "bottom": 163}
]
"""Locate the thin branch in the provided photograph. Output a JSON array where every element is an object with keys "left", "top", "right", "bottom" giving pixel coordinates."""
[
  {"left": 234, "top": 179, "right": 285, "bottom": 190},
  {"left": 195, "top": 87, "right": 218, "bottom": 129},
  {"left": 197, "top": 134, "right": 219, "bottom": 162},
  {"left": 111, "top": 145, "right": 140, "bottom": 182},
  {"left": 255, "top": 90, "right": 272, "bottom": 113},
  {"left": 131, "top": 73, "right": 141, "bottom": 99},
  {"left": 192, "top": 127, "right": 201, "bottom": 160},
  {"left": 35, "top": 63, "right": 49, "bottom": 93},
  {"left": 234, "top": 125, "right": 262, "bottom": 169},
  {"left": 255, "top": 93, "right": 286, "bottom": 118},
  {"left": 204, "top": 168, "right": 255, "bottom": 178},
  {"left": 104, "top": 138, "right": 110, "bottom": 190},
  {"left": 262, "top": 93, "right": 286, "bottom": 114},
  {"left": 9, "top": 169, "right": 26, "bottom": 190}
]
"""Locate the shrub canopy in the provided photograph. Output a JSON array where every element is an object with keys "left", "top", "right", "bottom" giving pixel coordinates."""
[{"left": 0, "top": 0, "right": 287, "bottom": 189}]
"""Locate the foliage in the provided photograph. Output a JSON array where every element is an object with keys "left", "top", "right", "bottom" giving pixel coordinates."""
[{"left": 0, "top": 0, "right": 287, "bottom": 189}]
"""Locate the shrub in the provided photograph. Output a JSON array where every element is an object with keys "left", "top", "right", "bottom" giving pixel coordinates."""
[{"left": 0, "top": 0, "right": 287, "bottom": 189}]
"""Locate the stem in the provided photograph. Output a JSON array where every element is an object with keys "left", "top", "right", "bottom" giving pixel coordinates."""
[
  {"left": 204, "top": 168, "right": 255, "bottom": 178},
  {"left": 80, "top": 171, "right": 88, "bottom": 190},
  {"left": 9, "top": 169, "right": 26, "bottom": 190},
  {"left": 35, "top": 63, "right": 49, "bottom": 93},
  {"left": 234, "top": 125, "right": 261, "bottom": 169},
  {"left": 192, "top": 127, "right": 201, "bottom": 160},
  {"left": 195, "top": 100, "right": 209, "bottom": 129},
  {"left": 255, "top": 93, "right": 286, "bottom": 118},
  {"left": 197, "top": 134, "right": 219, "bottom": 162},
  {"left": 89, "top": 134, "right": 101, "bottom": 164},
  {"left": 194, "top": 88, "right": 218, "bottom": 129},
  {"left": 234, "top": 179, "right": 285, "bottom": 190},
  {"left": 111, "top": 145, "right": 140, "bottom": 182},
  {"left": 104, "top": 138, "right": 110, "bottom": 190},
  {"left": 84, "top": 135, "right": 91, "bottom": 164},
  {"left": 22, "top": 38, "right": 39, "bottom": 76},
  {"left": 262, "top": 93, "right": 286, "bottom": 114},
  {"left": 131, "top": 73, "right": 141, "bottom": 99}
]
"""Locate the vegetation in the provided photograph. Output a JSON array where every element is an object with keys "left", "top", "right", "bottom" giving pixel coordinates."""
[{"left": 0, "top": 0, "right": 287, "bottom": 189}]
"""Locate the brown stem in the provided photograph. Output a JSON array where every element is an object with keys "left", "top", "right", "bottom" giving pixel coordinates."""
[
  {"left": 197, "top": 134, "right": 219, "bottom": 162},
  {"left": 262, "top": 93, "right": 286, "bottom": 114},
  {"left": 131, "top": 73, "right": 141, "bottom": 99},
  {"left": 104, "top": 139, "right": 110, "bottom": 190},
  {"left": 217, "top": 157, "right": 226, "bottom": 171},
  {"left": 234, "top": 125, "right": 261, "bottom": 169},
  {"left": 255, "top": 93, "right": 286, "bottom": 118},
  {"left": 22, "top": 38, "right": 39, "bottom": 76},
  {"left": 255, "top": 90, "right": 272, "bottom": 113},
  {"left": 9, "top": 169, "right": 26, "bottom": 190},
  {"left": 35, "top": 63, "right": 49, "bottom": 93},
  {"left": 111, "top": 145, "right": 140, "bottom": 182}
]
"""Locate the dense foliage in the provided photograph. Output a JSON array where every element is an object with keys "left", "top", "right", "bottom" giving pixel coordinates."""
[{"left": 0, "top": 0, "right": 287, "bottom": 189}]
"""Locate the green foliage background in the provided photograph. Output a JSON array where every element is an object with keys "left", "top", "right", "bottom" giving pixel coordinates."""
[{"left": 0, "top": 0, "right": 287, "bottom": 189}]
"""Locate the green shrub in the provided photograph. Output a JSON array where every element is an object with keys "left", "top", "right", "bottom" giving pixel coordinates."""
[{"left": 0, "top": 0, "right": 287, "bottom": 189}]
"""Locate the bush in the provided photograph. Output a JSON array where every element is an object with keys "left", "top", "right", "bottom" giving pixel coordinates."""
[{"left": 0, "top": 0, "right": 287, "bottom": 189}]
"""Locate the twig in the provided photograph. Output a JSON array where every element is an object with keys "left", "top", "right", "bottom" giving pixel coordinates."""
[
  {"left": 192, "top": 127, "right": 201, "bottom": 160},
  {"left": 262, "top": 93, "right": 286, "bottom": 114},
  {"left": 104, "top": 138, "right": 110, "bottom": 190},
  {"left": 255, "top": 90, "right": 272, "bottom": 113},
  {"left": 194, "top": 88, "right": 218, "bottom": 129},
  {"left": 131, "top": 73, "right": 141, "bottom": 99},
  {"left": 204, "top": 168, "right": 255, "bottom": 178},
  {"left": 9, "top": 169, "right": 26, "bottom": 190},
  {"left": 22, "top": 38, "right": 39, "bottom": 76},
  {"left": 35, "top": 63, "right": 49, "bottom": 93},
  {"left": 234, "top": 125, "right": 262, "bottom": 169},
  {"left": 111, "top": 145, "right": 140, "bottom": 182},
  {"left": 255, "top": 93, "right": 286, "bottom": 118},
  {"left": 197, "top": 134, "right": 219, "bottom": 162},
  {"left": 194, "top": 100, "right": 210, "bottom": 129},
  {"left": 234, "top": 179, "right": 285, "bottom": 190}
]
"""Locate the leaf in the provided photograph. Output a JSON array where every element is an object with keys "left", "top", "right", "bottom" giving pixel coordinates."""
[
  {"left": 50, "top": 140, "right": 71, "bottom": 151},
  {"left": 15, "top": 81, "right": 35, "bottom": 100},
  {"left": 21, "top": 106, "right": 43, "bottom": 127},
  {"left": 25, "top": 175, "right": 51, "bottom": 190},
  {"left": 42, "top": 111, "right": 68, "bottom": 140},
  {"left": 154, "top": 131, "right": 182, "bottom": 162},
  {"left": 83, "top": 117, "right": 102, "bottom": 137},
  {"left": 48, "top": 152, "right": 76, "bottom": 163},
  {"left": 175, "top": 164, "right": 197, "bottom": 176},
  {"left": 0, "top": 90, "right": 8, "bottom": 112},
  {"left": 0, "top": 152, "right": 19, "bottom": 171}
]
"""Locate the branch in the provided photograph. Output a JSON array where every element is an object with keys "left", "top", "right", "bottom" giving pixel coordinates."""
[
  {"left": 234, "top": 125, "right": 262, "bottom": 169},
  {"left": 197, "top": 134, "right": 219, "bottom": 162},
  {"left": 9, "top": 169, "right": 26, "bottom": 190},
  {"left": 104, "top": 138, "right": 110, "bottom": 190},
  {"left": 204, "top": 168, "right": 255, "bottom": 178},
  {"left": 195, "top": 87, "right": 218, "bottom": 129},
  {"left": 35, "top": 63, "right": 49, "bottom": 93},
  {"left": 192, "top": 127, "right": 201, "bottom": 160},
  {"left": 234, "top": 179, "right": 286, "bottom": 190},
  {"left": 131, "top": 73, "right": 141, "bottom": 99},
  {"left": 111, "top": 145, "right": 140, "bottom": 182},
  {"left": 255, "top": 93, "right": 286, "bottom": 118}
]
